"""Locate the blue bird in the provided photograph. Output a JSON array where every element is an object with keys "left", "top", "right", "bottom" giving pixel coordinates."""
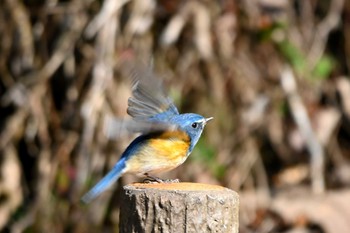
[{"left": 81, "top": 63, "right": 212, "bottom": 203}]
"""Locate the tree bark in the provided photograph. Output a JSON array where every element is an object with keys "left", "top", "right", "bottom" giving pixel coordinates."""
[{"left": 119, "top": 182, "right": 239, "bottom": 233}]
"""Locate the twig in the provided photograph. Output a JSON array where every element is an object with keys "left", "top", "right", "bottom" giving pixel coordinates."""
[
  {"left": 280, "top": 67, "right": 325, "bottom": 194},
  {"left": 161, "top": 1, "right": 213, "bottom": 59},
  {"left": 5, "top": 0, "right": 34, "bottom": 72},
  {"left": 78, "top": 4, "right": 118, "bottom": 195},
  {"left": 84, "top": 0, "right": 129, "bottom": 38},
  {"left": 1, "top": 9, "right": 87, "bottom": 107},
  {"left": 307, "top": 0, "right": 344, "bottom": 68}
]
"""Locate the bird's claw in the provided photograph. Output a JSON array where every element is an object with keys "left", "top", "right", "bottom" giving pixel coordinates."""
[
  {"left": 143, "top": 174, "right": 180, "bottom": 183},
  {"left": 162, "top": 178, "right": 180, "bottom": 183}
]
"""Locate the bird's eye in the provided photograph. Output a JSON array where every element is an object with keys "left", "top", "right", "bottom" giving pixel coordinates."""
[{"left": 191, "top": 122, "right": 198, "bottom": 129}]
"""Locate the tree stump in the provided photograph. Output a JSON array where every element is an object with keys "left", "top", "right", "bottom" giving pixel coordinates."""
[{"left": 119, "top": 182, "right": 239, "bottom": 233}]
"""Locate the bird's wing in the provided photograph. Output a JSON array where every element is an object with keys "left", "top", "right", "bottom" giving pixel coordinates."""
[
  {"left": 104, "top": 116, "right": 178, "bottom": 139},
  {"left": 126, "top": 63, "right": 179, "bottom": 120}
]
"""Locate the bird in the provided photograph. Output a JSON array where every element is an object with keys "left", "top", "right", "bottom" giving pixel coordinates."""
[{"left": 81, "top": 63, "right": 213, "bottom": 203}]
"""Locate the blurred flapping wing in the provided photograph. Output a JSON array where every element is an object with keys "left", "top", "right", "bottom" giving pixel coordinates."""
[
  {"left": 126, "top": 64, "right": 179, "bottom": 120},
  {"left": 104, "top": 116, "right": 178, "bottom": 139}
]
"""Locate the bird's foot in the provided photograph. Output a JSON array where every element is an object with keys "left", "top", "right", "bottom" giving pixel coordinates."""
[
  {"left": 143, "top": 177, "right": 161, "bottom": 183},
  {"left": 163, "top": 178, "right": 180, "bottom": 183},
  {"left": 143, "top": 174, "right": 180, "bottom": 183}
]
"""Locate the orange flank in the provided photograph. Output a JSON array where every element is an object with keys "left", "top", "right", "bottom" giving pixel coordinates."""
[
  {"left": 150, "top": 130, "right": 190, "bottom": 160},
  {"left": 126, "top": 130, "right": 191, "bottom": 174}
]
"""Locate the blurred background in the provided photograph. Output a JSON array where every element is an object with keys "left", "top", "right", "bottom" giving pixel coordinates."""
[{"left": 1, "top": 0, "right": 350, "bottom": 232}]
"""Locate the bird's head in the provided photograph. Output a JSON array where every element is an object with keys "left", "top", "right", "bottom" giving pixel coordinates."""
[{"left": 171, "top": 113, "right": 213, "bottom": 152}]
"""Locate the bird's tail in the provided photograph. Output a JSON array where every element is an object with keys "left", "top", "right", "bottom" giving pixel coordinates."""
[{"left": 81, "top": 158, "right": 126, "bottom": 204}]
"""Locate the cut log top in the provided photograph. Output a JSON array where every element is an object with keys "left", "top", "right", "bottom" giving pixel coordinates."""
[
  {"left": 125, "top": 182, "right": 229, "bottom": 191},
  {"left": 120, "top": 182, "right": 239, "bottom": 233}
]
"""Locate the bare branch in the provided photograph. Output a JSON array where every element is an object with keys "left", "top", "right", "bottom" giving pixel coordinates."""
[{"left": 280, "top": 67, "right": 325, "bottom": 194}]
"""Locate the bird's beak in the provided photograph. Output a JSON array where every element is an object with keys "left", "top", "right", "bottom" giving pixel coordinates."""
[{"left": 204, "top": 117, "right": 213, "bottom": 124}]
